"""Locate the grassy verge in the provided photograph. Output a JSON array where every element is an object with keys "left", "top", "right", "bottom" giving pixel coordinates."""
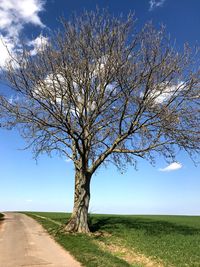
[{"left": 24, "top": 212, "right": 200, "bottom": 267}]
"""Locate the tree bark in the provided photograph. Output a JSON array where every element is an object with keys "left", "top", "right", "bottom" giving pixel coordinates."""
[{"left": 65, "top": 169, "right": 91, "bottom": 233}]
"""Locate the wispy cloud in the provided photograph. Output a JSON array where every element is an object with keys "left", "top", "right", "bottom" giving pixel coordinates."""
[
  {"left": 0, "top": 0, "right": 46, "bottom": 67},
  {"left": 149, "top": 0, "right": 166, "bottom": 11},
  {"left": 159, "top": 162, "right": 182, "bottom": 172}
]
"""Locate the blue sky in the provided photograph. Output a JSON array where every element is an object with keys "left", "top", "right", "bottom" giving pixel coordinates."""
[{"left": 0, "top": 0, "right": 199, "bottom": 215}]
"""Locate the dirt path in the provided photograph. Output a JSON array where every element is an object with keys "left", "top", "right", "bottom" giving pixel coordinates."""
[{"left": 0, "top": 212, "right": 81, "bottom": 267}]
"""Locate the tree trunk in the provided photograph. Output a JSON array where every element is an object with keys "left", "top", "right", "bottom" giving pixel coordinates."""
[{"left": 65, "top": 169, "right": 91, "bottom": 233}]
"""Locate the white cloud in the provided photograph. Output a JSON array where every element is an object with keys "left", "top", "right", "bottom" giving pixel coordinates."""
[
  {"left": 28, "top": 35, "right": 48, "bottom": 56},
  {"left": 0, "top": 35, "right": 15, "bottom": 67},
  {"left": 149, "top": 0, "right": 166, "bottom": 11},
  {"left": 0, "top": 0, "right": 46, "bottom": 67},
  {"left": 152, "top": 81, "right": 184, "bottom": 104},
  {"left": 34, "top": 73, "right": 66, "bottom": 101},
  {"left": 0, "top": 0, "right": 45, "bottom": 37},
  {"left": 159, "top": 162, "right": 182, "bottom": 172},
  {"left": 34, "top": 72, "right": 98, "bottom": 115},
  {"left": 140, "top": 81, "right": 185, "bottom": 105},
  {"left": 93, "top": 55, "right": 109, "bottom": 76}
]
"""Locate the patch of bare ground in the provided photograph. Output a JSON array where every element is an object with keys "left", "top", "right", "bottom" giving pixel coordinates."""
[{"left": 94, "top": 238, "right": 164, "bottom": 267}]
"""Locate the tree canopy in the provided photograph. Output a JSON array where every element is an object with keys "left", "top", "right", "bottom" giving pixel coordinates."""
[{"left": 0, "top": 10, "right": 199, "bottom": 232}]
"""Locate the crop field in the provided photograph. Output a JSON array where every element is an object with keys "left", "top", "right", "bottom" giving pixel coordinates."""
[{"left": 24, "top": 212, "right": 200, "bottom": 267}]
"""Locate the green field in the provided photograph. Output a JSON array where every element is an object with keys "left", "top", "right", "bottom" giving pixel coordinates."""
[{"left": 24, "top": 212, "right": 200, "bottom": 267}]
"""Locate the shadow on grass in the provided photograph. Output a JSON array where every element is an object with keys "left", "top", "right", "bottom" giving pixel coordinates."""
[
  {"left": 0, "top": 213, "right": 4, "bottom": 223},
  {"left": 89, "top": 216, "right": 200, "bottom": 236}
]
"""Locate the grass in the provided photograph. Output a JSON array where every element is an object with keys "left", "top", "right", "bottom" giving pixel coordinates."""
[{"left": 24, "top": 212, "right": 200, "bottom": 267}]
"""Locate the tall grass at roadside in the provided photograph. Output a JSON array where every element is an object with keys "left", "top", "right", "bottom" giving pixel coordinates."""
[{"left": 25, "top": 212, "right": 200, "bottom": 267}]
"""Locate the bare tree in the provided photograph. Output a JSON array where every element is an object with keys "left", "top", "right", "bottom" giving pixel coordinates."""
[{"left": 0, "top": 10, "right": 200, "bottom": 233}]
